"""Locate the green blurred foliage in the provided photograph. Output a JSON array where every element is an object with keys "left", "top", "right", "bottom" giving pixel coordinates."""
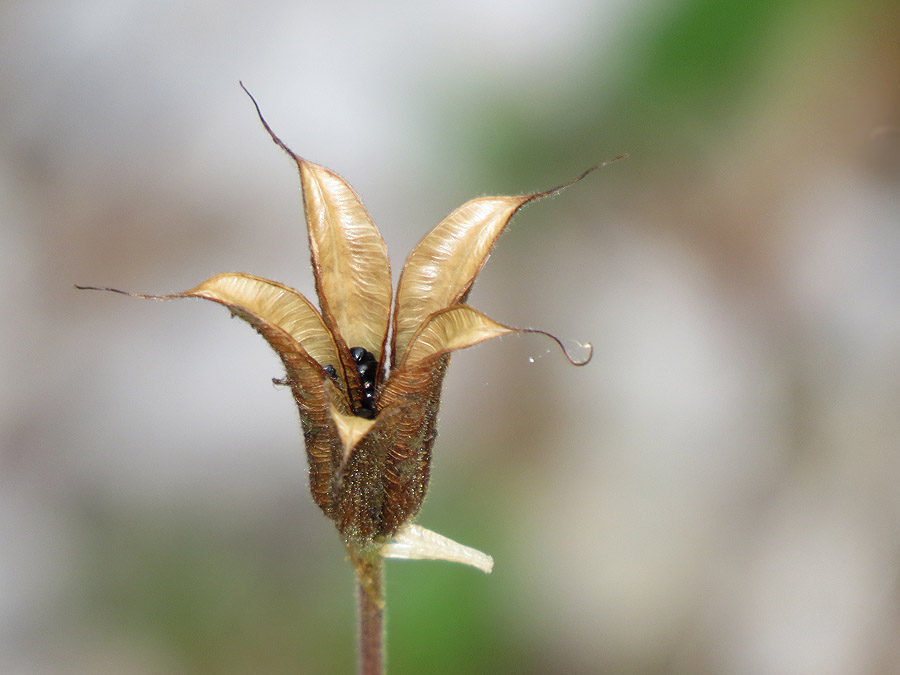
[
  {"left": 77, "top": 505, "right": 355, "bottom": 674},
  {"left": 447, "top": 0, "right": 884, "bottom": 189}
]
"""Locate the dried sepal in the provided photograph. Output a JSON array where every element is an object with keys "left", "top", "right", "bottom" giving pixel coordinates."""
[{"left": 381, "top": 523, "right": 494, "bottom": 574}]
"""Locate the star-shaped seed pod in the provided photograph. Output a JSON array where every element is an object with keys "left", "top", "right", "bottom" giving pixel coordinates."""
[{"left": 79, "top": 89, "right": 603, "bottom": 581}]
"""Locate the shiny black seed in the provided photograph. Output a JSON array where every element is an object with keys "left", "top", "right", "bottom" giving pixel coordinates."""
[
  {"left": 348, "top": 346, "right": 379, "bottom": 418},
  {"left": 323, "top": 364, "right": 337, "bottom": 379}
]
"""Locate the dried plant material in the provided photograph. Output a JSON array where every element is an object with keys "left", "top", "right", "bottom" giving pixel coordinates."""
[
  {"left": 381, "top": 524, "right": 494, "bottom": 574},
  {"left": 392, "top": 166, "right": 602, "bottom": 366},
  {"left": 299, "top": 156, "right": 392, "bottom": 363},
  {"left": 79, "top": 87, "right": 604, "bottom": 562},
  {"left": 192, "top": 273, "right": 342, "bottom": 372},
  {"left": 391, "top": 195, "right": 531, "bottom": 365},
  {"left": 77, "top": 85, "right": 628, "bottom": 675},
  {"left": 400, "top": 305, "right": 516, "bottom": 367},
  {"left": 329, "top": 400, "right": 377, "bottom": 459}
]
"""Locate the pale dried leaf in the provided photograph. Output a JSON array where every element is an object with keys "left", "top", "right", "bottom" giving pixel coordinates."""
[
  {"left": 381, "top": 524, "right": 494, "bottom": 573},
  {"left": 299, "top": 160, "right": 392, "bottom": 361}
]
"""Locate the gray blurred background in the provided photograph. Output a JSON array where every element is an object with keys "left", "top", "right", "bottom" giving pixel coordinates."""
[{"left": 2, "top": 0, "right": 899, "bottom": 673}]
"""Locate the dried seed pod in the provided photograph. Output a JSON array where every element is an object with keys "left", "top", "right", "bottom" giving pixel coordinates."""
[{"left": 79, "top": 87, "right": 605, "bottom": 569}]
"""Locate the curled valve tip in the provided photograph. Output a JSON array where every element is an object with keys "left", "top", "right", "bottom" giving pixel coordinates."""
[{"left": 522, "top": 329, "right": 593, "bottom": 366}]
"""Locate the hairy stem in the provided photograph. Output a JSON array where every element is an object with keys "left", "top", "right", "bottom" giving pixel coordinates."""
[{"left": 354, "top": 551, "right": 385, "bottom": 675}]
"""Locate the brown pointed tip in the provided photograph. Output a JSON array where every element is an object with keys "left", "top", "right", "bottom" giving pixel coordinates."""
[
  {"left": 239, "top": 81, "right": 301, "bottom": 160},
  {"left": 599, "top": 153, "right": 629, "bottom": 167},
  {"left": 529, "top": 154, "right": 630, "bottom": 202},
  {"left": 75, "top": 284, "right": 171, "bottom": 300}
]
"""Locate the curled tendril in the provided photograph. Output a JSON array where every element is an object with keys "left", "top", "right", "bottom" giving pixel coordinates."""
[{"left": 521, "top": 328, "right": 593, "bottom": 366}]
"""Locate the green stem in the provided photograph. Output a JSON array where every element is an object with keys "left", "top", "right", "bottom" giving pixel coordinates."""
[{"left": 354, "top": 551, "right": 385, "bottom": 675}]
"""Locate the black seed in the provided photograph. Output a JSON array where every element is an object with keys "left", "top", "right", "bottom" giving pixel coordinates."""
[
  {"left": 323, "top": 364, "right": 337, "bottom": 379},
  {"left": 348, "top": 346, "right": 379, "bottom": 418}
]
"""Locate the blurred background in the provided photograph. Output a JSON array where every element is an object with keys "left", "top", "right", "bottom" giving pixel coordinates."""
[{"left": 2, "top": 0, "right": 899, "bottom": 673}]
